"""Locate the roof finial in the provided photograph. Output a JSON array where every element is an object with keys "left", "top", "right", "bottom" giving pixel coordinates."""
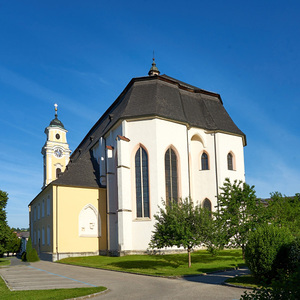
[
  {"left": 148, "top": 52, "right": 160, "bottom": 76},
  {"left": 54, "top": 103, "right": 58, "bottom": 119}
]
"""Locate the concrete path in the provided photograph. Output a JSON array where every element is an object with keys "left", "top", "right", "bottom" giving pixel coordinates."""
[{"left": 0, "top": 257, "right": 250, "bottom": 300}]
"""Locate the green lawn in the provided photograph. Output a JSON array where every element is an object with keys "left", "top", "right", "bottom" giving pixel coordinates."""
[
  {"left": 0, "top": 258, "right": 10, "bottom": 267},
  {"left": 0, "top": 276, "right": 106, "bottom": 300},
  {"left": 58, "top": 249, "right": 245, "bottom": 276}
]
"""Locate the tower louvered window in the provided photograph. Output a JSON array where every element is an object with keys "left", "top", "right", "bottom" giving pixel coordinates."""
[
  {"left": 135, "top": 147, "right": 150, "bottom": 218},
  {"left": 165, "top": 148, "right": 178, "bottom": 204}
]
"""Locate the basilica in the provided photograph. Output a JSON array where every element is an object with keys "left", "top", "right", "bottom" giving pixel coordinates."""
[{"left": 29, "top": 60, "right": 246, "bottom": 261}]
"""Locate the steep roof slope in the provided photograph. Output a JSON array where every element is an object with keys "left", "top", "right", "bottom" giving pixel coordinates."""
[{"left": 52, "top": 74, "right": 246, "bottom": 188}]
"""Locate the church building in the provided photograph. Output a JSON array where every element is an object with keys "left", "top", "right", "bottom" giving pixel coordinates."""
[{"left": 29, "top": 60, "right": 246, "bottom": 261}]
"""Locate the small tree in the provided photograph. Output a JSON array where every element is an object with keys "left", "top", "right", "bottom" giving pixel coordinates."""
[
  {"left": 149, "top": 198, "right": 212, "bottom": 267},
  {"left": 0, "top": 190, "right": 10, "bottom": 257},
  {"left": 216, "top": 178, "right": 264, "bottom": 258},
  {"left": 6, "top": 228, "right": 21, "bottom": 256}
]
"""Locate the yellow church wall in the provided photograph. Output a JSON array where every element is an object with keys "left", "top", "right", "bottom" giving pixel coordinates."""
[
  {"left": 48, "top": 128, "right": 67, "bottom": 144},
  {"left": 29, "top": 185, "right": 54, "bottom": 254},
  {"left": 53, "top": 185, "right": 107, "bottom": 256}
]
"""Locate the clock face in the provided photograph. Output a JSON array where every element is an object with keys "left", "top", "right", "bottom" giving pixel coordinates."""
[{"left": 54, "top": 149, "right": 63, "bottom": 158}]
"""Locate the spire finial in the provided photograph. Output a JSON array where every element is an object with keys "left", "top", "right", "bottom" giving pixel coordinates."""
[
  {"left": 54, "top": 103, "right": 58, "bottom": 118},
  {"left": 148, "top": 52, "right": 160, "bottom": 76}
]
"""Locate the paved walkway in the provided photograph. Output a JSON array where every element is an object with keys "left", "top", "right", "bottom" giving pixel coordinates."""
[{"left": 0, "top": 257, "right": 250, "bottom": 300}]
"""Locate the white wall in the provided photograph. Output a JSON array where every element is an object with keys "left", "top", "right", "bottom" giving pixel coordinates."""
[{"left": 92, "top": 118, "right": 245, "bottom": 253}]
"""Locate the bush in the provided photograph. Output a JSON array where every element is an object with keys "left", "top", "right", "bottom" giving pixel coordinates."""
[
  {"left": 26, "top": 248, "right": 39, "bottom": 262},
  {"left": 245, "top": 224, "right": 293, "bottom": 282},
  {"left": 241, "top": 268, "right": 300, "bottom": 300},
  {"left": 274, "top": 237, "right": 300, "bottom": 275},
  {"left": 21, "top": 251, "right": 26, "bottom": 261},
  {"left": 26, "top": 236, "right": 33, "bottom": 253}
]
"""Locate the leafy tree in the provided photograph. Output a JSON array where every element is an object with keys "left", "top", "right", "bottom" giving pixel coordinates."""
[
  {"left": 263, "top": 192, "right": 300, "bottom": 237},
  {"left": 0, "top": 190, "right": 10, "bottom": 257},
  {"left": 149, "top": 198, "right": 213, "bottom": 267},
  {"left": 215, "top": 178, "right": 264, "bottom": 258},
  {"left": 6, "top": 228, "right": 21, "bottom": 255}
]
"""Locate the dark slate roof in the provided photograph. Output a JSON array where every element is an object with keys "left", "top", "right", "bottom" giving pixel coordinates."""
[
  {"left": 52, "top": 150, "right": 101, "bottom": 188},
  {"left": 53, "top": 74, "right": 246, "bottom": 188},
  {"left": 49, "top": 116, "right": 65, "bottom": 129}
]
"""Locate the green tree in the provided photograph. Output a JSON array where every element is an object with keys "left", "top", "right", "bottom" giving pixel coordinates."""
[
  {"left": 0, "top": 190, "right": 10, "bottom": 257},
  {"left": 263, "top": 192, "right": 300, "bottom": 237},
  {"left": 6, "top": 228, "right": 21, "bottom": 255},
  {"left": 216, "top": 178, "right": 264, "bottom": 258},
  {"left": 149, "top": 198, "right": 213, "bottom": 267}
]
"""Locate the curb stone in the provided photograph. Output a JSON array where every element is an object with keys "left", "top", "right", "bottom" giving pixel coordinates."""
[{"left": 66, "top": 288, "right": 110, "bottom": 300}]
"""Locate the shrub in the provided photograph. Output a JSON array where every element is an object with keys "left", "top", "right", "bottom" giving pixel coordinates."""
[
  {"left": 245, "top": 224, "right": 293, "bottom": 282},
  {"left": 275, "top": 237, "right": 300, "bottom": 274},
  {"left": 241, "top": 268, "right": 300, "bottom": 300},
  {"left": 26, "top": 248, "right": 39, "bottom": 262},
  {"left": 26, "top": 236, "right": 33, "bottom": 253},
  {"left": 21, "top": 251, "right": 26, "bottom": 261}
]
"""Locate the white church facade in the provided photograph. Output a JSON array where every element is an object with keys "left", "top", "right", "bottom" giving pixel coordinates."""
[{"left": 29, "top": 61, "right": 246, "bottom": 261}]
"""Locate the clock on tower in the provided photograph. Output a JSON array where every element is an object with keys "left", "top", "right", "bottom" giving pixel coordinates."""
[{"left": 41, "top": 104, "right": 71, "bottom": 188}]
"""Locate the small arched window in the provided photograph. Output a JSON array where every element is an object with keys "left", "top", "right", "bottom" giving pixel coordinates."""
[
  {"left": 56, "top": 168, "right": 61, "bottom": 179},
  {"left": 202, "top": 198, "right": 212, "bottom": 212},
  {"left": 165, "top": 148, "right": 178, "bottom": 205},
  {"left": 135, "top": 147, "right": 150, "bottom": 218},
  {"left": 201, "top": 152, "right": 209, "bottom": 170},
  {"left": 227, "top": 153, "right": 233, "bottom": 170}
]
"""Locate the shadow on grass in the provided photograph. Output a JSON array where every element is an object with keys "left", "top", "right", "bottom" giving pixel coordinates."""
[
  {"left": 183, "top": 267, "right": 250, "bottom": 286},
  {"left": 108, "top": 259, "right": 180, "bottom": 270}
]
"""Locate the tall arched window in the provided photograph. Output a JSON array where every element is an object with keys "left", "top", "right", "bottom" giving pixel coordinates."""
[
  {"left": 227, "top": 152, "right": 233, "bottom": 170},
  {"left": 135, "top": 147, "right": 150, "bottom": 218},
  {"left": 165, "top": 148, "right": 178, "bottom": 204},
  {"left": 201, "top": 152, "right": 209, "bottom": 170},
  {"left": 202, "top": 198, "right": 212, "bottom": 212}
]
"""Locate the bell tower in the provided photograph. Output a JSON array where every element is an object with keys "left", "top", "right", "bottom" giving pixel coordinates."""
[{"left": 41, "top": 104, "right": 71, "bottom": 188}]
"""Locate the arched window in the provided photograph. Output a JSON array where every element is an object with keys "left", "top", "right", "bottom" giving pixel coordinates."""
[
  {"left": 56, "top": 168, "right": 61, "bottom": 179},
  {"left": 165, "top": 148, "right": 178, "bottom": 204},
  {"left": 135, "top": 147, "right": 150, "bottom": 218},
  {"left": 202, "top": 198, "right": 212, "bottom": 212},
  {"left": 227, "top": 152, "right": 233, "bottom": 170},
  {"left": 201, "top": 152, "right": 209, "bottom": 170}
]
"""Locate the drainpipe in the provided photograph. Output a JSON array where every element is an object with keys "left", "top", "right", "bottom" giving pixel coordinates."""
[
  {"left": 104, "top": 137, "right": 110, "bottom": 254},
  {"left": 214, "top": 132, "right": 219, "bottom": 211},
  {"left": 186, "top": 126, "right": 191, "bottom": 200}
]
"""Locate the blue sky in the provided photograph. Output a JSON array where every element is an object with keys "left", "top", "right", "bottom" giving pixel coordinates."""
[{"left": 1, "top": 1, "right": 299, "bottom": 228}]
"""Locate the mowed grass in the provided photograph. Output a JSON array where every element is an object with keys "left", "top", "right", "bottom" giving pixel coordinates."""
[
  {"left": 0, "top": 258, "right": 10, "bottom": 267},
  {"left": 58, "top": 249, "right": 244, "bottom": 276},
  {"left": 0, "top": 276, "right": 106, "bottom": 300}
]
